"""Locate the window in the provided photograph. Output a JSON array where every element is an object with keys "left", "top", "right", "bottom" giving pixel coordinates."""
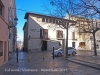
[
  {"left": 72, "top": 42, "right": 75, "bottom": 48},
  {"left": 57, "top": 30, "right": 63, "bottom": 38},
  {"left": 64, "top": 22, "right": 66, "bottom": 25},
  {"left": 40, "top": 29, "right": 48, "bottom": 39},
  {"left": 44, "top": 29, "right": 48, "bottom": 38},
  {"left": 0, "top": 0, "right": 4, "bottom": 16},
  {"left": 79, "top": 42, "right": 85, "bottom": 48},
  {"left": 59, "top": 42, "right": 61, "bottom": 46},
  {"left": 53, "top": 19, "right": 55, "bottom": 23},
  {"left": 72, "top": 32, "right": 75, "bottom": 39},
  {"left": 0, "top": 52, "right": 3, "bottom": 56},
  {"left": 42, "top": 18, "right": 45, "bottom": 22},
  {"left": 9, "top": 33, "right": 11, "bottom": 39},
  {"left": 0, "top": 4, "right": 2, "bottom": 16},
  {"left": 59, "top": 21, "right": 61, "bottom": 24},
  {"left": 56, "top": 20, "right": 58, "bottom": 24},
  {"left": 40, "top": 29, "right": 43, "bottom": 38},
  {"left": 96, "top": 44, "right": 99, "bottom": 49},
  {"left": 46, "top": 18, "right": 48, "bottom": 22},
  {"left": 0, "top": 41, "right": 3, "bottom": 56},
  {"left": 49, "top": 19, "right": 53, "bottom": 23}
]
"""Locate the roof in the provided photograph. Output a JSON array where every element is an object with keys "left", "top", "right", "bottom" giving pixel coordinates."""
[{"left": 24, "top": 12, "right": 76, "bottom": 23}]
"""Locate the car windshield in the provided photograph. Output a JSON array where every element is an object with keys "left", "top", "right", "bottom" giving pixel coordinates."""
[
  {"left": 57, "top": 47, "right": 74, "bottom": 50},
  {"left": 57, "top": 48, "right": 62, "bottom": 50},
  {"left": 68, "top": 47, "right": 74, "bottom": 49}
]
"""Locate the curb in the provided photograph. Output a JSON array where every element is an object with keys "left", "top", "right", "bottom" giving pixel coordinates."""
[{"left": 67, "top": 58, "right": 100, "bottom": 70}]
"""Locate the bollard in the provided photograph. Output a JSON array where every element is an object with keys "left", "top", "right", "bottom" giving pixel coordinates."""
[
  {"left": 43, "top": 55, "right": 45, "bottom": 61},
  {"left": 16, "top": 48, "right": 18, "bottom": 63},
  {"left": 53, "top": 47, "right": 54, "bottom": 60},
  {"left": 28, "top": 56, "right": 30, "bottom": 62}
]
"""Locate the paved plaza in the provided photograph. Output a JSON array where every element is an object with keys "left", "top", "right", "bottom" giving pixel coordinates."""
[{"left": 0, "top": 50, "right": 100, "bottom": 75}]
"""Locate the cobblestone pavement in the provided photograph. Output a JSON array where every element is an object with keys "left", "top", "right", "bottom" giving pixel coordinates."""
[{"left": 0, "top": 50, "right": 100, "bottom": 75}]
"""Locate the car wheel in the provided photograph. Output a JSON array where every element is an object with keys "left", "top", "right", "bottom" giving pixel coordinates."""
[
  {"left": 72, "top": 52, "right": 76, "bottom": 56},
  {"left": 57, "top": 53, "right": 62, "bottom": 57}
]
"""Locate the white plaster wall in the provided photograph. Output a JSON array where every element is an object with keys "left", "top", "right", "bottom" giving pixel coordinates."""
[
  {"left": 27, "top": 15, "right": 82, "bottom": 51},
  {"left": 47, "top": 40, "right": 61, "bottom": 51},
  {"left": 29, "top": 15, "right": 66, "bottom": 39}
]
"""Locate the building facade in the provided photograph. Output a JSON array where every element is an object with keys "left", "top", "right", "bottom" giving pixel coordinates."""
[
  {"left": 8, "top": 0, "right": 17, "bottom": 52},
  {"left": 0, "top": 0, "right": 17, "bottom": 66},
  {"left": 65, "top": 15, "right": 100, "bottom": 51},
  {"left": 23, "top": 12, "right": 77, "bottom": 52}
]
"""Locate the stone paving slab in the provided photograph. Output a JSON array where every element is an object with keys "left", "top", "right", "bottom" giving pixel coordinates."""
[
  {"left": 67, "top": 55, "right": 100, "bottom": 70},
  {"left": 0, "top": 51, "right": 100, "bottom": 75}
]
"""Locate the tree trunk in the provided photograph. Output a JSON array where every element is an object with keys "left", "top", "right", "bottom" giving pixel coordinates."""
[
  {"left": 93, "top": 32, "right": 97, "bottom": 56},
  {"left": 66, "top": 23, "right": 68, "bottom": 58}
]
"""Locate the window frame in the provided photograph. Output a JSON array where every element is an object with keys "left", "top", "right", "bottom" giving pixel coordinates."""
[
  {"left": 42, "top": 18, "right": 45, "bottom": 22},
  {"left": 40, "top": 29, "right": 48, "bottom": 39},
  {"left": 0, "top": 1, "right": 4, "bottom": 17},
  {"left": 57, "top": 30, "right": 63, "bottom": 39}
]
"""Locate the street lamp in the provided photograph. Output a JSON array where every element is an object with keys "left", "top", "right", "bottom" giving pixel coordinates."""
[
  {"left": 14, "top": 16, "right": 18, "bottom": 62},
  {"left": 14, "top": 16, "right": 18, "bottom": 26}
]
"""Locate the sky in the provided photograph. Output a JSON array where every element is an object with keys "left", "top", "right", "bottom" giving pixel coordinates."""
[{"left": 16, "top": 0, "right": 51, "bottom": 41}]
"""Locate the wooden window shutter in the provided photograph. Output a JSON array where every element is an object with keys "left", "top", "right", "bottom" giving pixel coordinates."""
[
  {"left": 57, "top": 30, "right": 59, "bottom": 38},
  {"left": 61, "top": 31, "right": 63, "bottom": 38},
  {"left": 59, "top": 31, "right": 63, "bottom": 38},
  {"left": 44, "top": 29, "right": 48, "bottom": 38},
  {"left": 40, "top": 29, "right": 42, "bottom": 38},
  {"left": 57, "top": 30, "right": 63, "bottom": 38},
  {"left": 40, "top": 29, "right": 44, "bottom": 38}
]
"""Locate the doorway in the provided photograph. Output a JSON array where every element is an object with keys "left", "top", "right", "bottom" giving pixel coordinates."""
[
  {"left": 4, "top": 42, "right": 7, "bottom": 63},
  {"left": 0, "top": 41, "right": 3, "bottom": 56},
  {"left": 72, "top": 42, "right": 75, "bottom": 48},
  {"left": 41, "top": 41, "right": 47, "bottom": 51}
]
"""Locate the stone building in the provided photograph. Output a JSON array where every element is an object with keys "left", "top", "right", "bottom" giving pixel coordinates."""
[{"left": 23, "top": 12, "right": 77, "bottom": 52}]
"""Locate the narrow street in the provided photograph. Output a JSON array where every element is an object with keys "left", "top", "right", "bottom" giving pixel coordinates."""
[{"left": 0, "top": 50, "right": 100, "bottom": 75}]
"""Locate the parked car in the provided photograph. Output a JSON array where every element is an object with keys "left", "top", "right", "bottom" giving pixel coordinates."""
[{"left": 52, "top": 47, "right": 77, "bottom": 57}]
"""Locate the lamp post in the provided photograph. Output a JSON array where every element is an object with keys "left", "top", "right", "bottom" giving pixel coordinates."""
[{"left": 14, "top": 16, "right": 18, "bottom": 62}]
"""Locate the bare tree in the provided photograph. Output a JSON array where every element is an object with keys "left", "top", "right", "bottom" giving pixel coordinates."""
[
  {"left": 49, "top": 0, "right": 77, "bottom": 58},
  {"left": 42, "top": 0, "right": 100, "bottom": 56},
  {"left": 49, "top": 0, "right": 100, "bottom": 56},
  {"left": 72, "top": 0, "right": 100, "bottom": 56}
]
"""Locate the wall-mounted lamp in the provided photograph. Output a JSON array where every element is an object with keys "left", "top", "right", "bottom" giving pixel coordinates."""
[
  {"left": 8, "top": 16, "right": 18, "bottom": 28},
  {"left": 14, "top": 16, "right": 18, "bottom": 26}
]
